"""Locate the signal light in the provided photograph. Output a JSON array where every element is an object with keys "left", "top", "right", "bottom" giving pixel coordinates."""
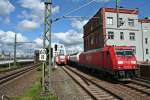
[{"left": 54, "top": 44, "right": 57, "bottom": 51}]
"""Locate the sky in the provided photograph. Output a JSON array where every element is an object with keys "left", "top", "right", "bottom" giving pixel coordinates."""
[{"left": 0, "top": 0, "right": 150, "bottom": 56}]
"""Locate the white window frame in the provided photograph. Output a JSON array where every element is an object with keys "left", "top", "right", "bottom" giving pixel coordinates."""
[
  {"left": 106, "top": 17, "right": 113, "bottom": 25},
  {"left": 108, "top": 31, "right": 114, "bottom": 39},
  {"left": 119, "top": 18, "right": 124, "bottom": 26},
  {"left": 120, "top": 32, "right": 124, "bottom": 40},
  {"left": 145, "top": 38, "right": 148, "bottom": 44},
  {"left": 146, "top": 49, "right": 149, "bottom": 55},
  {"left": 128, "top": 19, "right": 134, "bottom": 27},
  {"left": 129, "top": 32, "right": 135, "bottom": 40}
]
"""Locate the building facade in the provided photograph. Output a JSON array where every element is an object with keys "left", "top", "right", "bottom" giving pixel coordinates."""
[
  {"left": 139, "top": 19, "right": 150, "bottom": 62},
  {"left": 83, "top": 8, "right": 149, "bottom": 62}
]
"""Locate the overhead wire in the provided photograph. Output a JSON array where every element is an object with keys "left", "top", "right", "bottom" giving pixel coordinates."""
[
  {"left": 53, "top": 0, "right": 97, "bottom": 22},
  {"left": 64, "top": 0, "right": 96, "bottom": 16}
]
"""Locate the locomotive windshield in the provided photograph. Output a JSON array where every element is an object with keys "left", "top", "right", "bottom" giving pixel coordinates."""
[
  {"left": 59, "top": 50, "right": 65, "bottom": 55},
  {"left": 115, "top": 49, "right": 134, "bottom": 56}
]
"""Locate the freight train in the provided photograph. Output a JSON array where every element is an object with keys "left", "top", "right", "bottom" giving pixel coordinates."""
[{"left": 68, "top": 46, "right": 140, "bottom": 80}]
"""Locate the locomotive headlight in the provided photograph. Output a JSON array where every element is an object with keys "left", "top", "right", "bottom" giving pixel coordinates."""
[
  {"left": 131, "top": 61, "right": 136, "bottom": 64},
  {"left": 118, "top": 61, "right": 123, "bottom": 64}
]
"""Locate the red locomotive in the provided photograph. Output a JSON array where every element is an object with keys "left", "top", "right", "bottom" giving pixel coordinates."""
[
  {"left": 55, "top": 55, "right": 67, "bottom": 65},
  {"left": 69, "top": 46, "right": 140, "bottom": 80}
]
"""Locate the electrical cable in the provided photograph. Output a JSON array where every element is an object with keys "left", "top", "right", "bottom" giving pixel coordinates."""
[
  {"left": 53, "top": 0, "right": 97, "bottom": 22},
  {"left": 64, "top": 0, "right": 96, "bottom": 16}
]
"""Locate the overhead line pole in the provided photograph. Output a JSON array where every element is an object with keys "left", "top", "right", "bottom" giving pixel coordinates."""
[
  {"left": 48, "top": 0, "right": 52, "bottom": 92},
  {"left": 13, "top": 34, "right": 35, "bottom": 68},
  {"left": 13, "top": 33, "right": 17, "bottom": 67},
  {"left": 43, "top": 0, "right": 52, "bottom": 92},
  {"left": 116, "top": 0, "right": 120, "bottom": 27}
]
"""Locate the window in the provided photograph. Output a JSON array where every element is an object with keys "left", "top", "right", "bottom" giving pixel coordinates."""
[
  {"left": 119, "top": 18, "right": 124, "bottom": 26},
  {"left": 128, "top": 19, "right": 134, "bottom": 27},
  {"left": 129, "top": 33, "right": 135, "bottom": 40},
  {"left": 144, "top": 27, "right": 148, "bottom": 32},
  {"left": 90, "top": 36, "right": 94, "bottom": 45},
  {"left": 91, "top": 25, "right": 93, "bottom": 31},
  {"left": 145, "top": 38, "right": 148, "bottom": 44},
  {"left": 120, "top": 32, "right": 124, "bottom": 40},
  {"left": 146, "top": 49, "right": 149, "bottom": 54},
  {"left": 108, "top": 32, "right": 114, "bottom": 39},
  {"left": 107, "top": 17, "right": 113, "bottom": 25}
]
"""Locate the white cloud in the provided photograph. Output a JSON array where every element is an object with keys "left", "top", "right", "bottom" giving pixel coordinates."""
[
  {"left": 0, "top": 0, "right": 15, "bottom": 16},
  {"left": 0, "top": 30, "right": 28, "bottom": 43},
  {"left": 34, "top": 37, "right": 43, "bottom": 47},
  {"left": 33, "top": 29, "right": 83, "bottom": 51},
  {"left": 71, "top": 19, "right": 88, "bottom": 30},
  {"left": 19, "top": 0, "right": 44, "bottom": 11},
  {"left": 51, "top": 30, "right": 83, "bottom": 52},
  {"left": 18, "top": 0, "right": 60, "bottom": 31},
  {"left": 66, "top": 45, "right": 83, "bottom": 52},
  {"left": 53, "top": 30, "right": 83, "bottom": 46},
  {"left": 0, "top": 30, "right": 36, "bottom": 57},
  {"left": 50, "top": 18, "right": 87, "bottom": 52},
  {"left": 52, "top": 6, "right": 60, "bottom": 14},
  {"left": 18, "top": 20, "right": 40, "bottom": 31}
]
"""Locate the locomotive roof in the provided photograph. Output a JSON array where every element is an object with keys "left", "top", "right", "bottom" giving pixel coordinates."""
[{"left": 82, "top": 46, "right": 134, "bottom": 54}]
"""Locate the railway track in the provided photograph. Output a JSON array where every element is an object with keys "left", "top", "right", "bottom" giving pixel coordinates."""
[
  {"left": 0, "top": 63, "right": 41, "bottom": 86},
  {"left": 120, "top": 79, "right": 150, "bottom": 96},
  {"left": 62, "top": 66, "right": 123, "bottom": 100},
  {"left": 0, "top": 63, "right": 34, "bottom": 74},
  {"left": 64, "top": 65, "right": 150, "bottom": 100}
]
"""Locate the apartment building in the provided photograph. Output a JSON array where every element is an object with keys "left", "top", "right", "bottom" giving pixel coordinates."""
[
  {"left": 83, "top": 8, "right": 149, "bottom": 62},
  {"left": 139, "top": 19, "right": 150, "bottom": 61}
]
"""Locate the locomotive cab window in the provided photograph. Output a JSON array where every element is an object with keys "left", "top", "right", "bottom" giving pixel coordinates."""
[
  {"left": 115, "top": 49, "right": 134, "bottom": 56},
  {"left": 125, "top": 50, "right": 134, "bottom": 56},
  {"left": 115, "top": 50, "right": 124, "bottom": 56},
  {"left": 59, "top": 50, "right": 65, "bottom": 55}
]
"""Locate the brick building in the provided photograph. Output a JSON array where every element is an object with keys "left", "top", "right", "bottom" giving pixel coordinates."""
[{"left": 83, "top": 7, "right": 150, "bottom": 62}]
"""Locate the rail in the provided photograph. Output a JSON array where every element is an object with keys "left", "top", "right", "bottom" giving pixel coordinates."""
[
  {"left": 64, "top": 65, "right": 150, "bottom": 100},
  {"left": 62, "top": 66, "right": 123, "bottom": 100},
  {"left": 1, "top": 95, "right": 11, "bottom": 100},
  {"left": 0, "top": 63, "right": 41, "bottom": 85}
]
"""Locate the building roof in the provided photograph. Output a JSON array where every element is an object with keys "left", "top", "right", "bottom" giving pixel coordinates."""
[
  {"left": 103, "top": 7, "right": 139, "bottom": 15},
  {"left": 139, "top": 19, "right": 150, "bottom": 23},
  {"left": 83, "top": 7, "right": 139, "bottom": 34}
]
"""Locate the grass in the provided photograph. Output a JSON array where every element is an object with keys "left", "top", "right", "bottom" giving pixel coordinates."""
[{"left": 13, "top": 65, "right": 56, "bottom": 100}]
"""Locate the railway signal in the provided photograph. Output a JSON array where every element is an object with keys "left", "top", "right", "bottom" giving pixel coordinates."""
[{"left": 54, "top": 44, "right": 57, "bottom": 51}]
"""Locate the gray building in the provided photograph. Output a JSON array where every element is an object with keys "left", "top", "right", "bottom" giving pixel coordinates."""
[{"left": 139, "top": 19, "right": 150, "bottom": 62}]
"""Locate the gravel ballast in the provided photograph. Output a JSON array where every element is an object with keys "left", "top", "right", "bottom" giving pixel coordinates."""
[
  {"left": 51, "top": 66, "right": 85, "bottom": 100},
  {"left": 0, "top": 68, "right": 38, "bottom": 98}
]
